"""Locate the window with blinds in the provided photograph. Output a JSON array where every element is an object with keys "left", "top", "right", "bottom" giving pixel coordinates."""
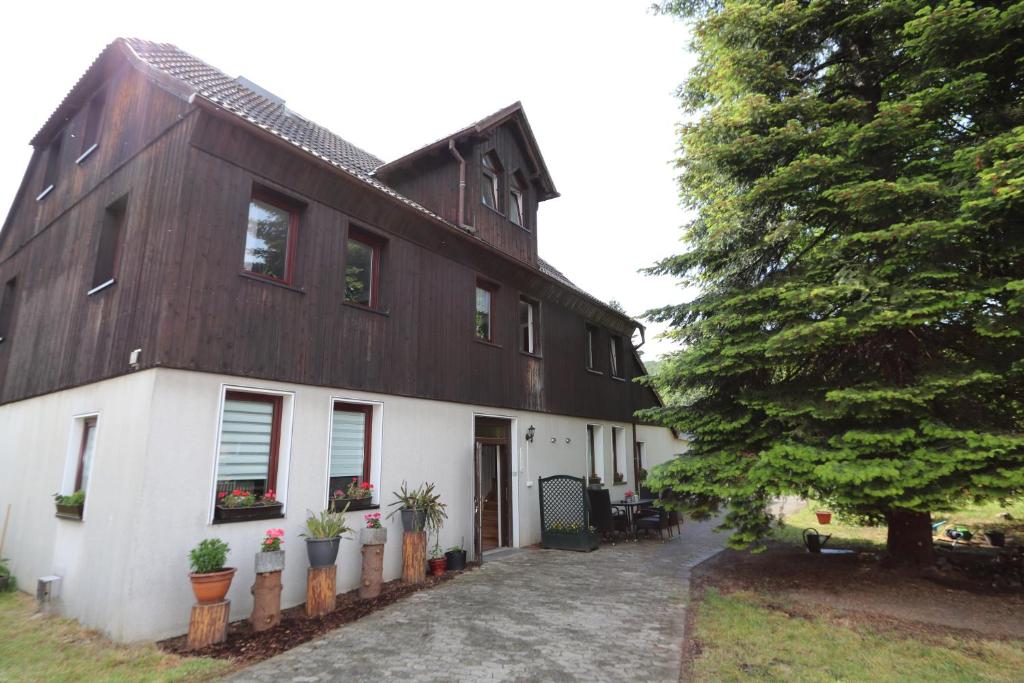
[
  {"left": 217, "top": 392, "right": 281, "bottom": 495},
  {"left": 329, "top": 403, "right": 372, "bottom": 495}
]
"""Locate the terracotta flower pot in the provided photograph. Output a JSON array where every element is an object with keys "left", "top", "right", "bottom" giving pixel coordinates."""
[
  {"left": 815, "top": 511, "right": 832, "bottom": 525},
  {"left": 428, "top": 557, "right": 447, "bottom": 576},
  {"left": 189, "top": 567, "right": 236, "bottom": 604}
]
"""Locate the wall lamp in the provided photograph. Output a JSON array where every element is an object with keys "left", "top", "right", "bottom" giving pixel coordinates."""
[{"left": 525, "top": 425, "right": 536, "bottom": 443}]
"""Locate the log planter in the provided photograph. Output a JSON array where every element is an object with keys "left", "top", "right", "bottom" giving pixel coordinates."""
[
  {"left": 250, "top": 571, "right": 283, "bottom": 632},
  {"left": 187, "top": 599, "right": 230, "bottom": 650},
  {"left": 359, "top": 528, "right": 386, "bottom": 600},
  {"left": 305, "top": 565, "right": 337, "bottom": 618},
  {"left": 213, "top": 502, "right": 284, "bottom": 523},
  {"left": 401, "top": 531, "right": 427, "bottom": 584},
  {"left": 54, "top": 503, "right": 84, "bottom": 520}
]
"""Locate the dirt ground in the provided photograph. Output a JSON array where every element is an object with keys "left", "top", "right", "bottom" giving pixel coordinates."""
[{"left": 690, "top": 543, "right": 1024, "bottom": 641}]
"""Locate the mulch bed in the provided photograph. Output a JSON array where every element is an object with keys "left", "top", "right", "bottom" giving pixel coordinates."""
[{"left": 159, "top": 566, "right": 475, "bottom": 665}]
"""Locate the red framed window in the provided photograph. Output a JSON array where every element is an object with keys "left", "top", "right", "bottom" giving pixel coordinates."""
[
  {"left": 216, "top": 391, "right": 283, "bottom": 498},
  {"left": 243, "top": 189, "right": 299, "bottom": 283},
  {"left": 475, "top": 281, "right": 497, "bottom": 341},
  {"left": 328, "top": 402, "right": 374, "bottom": 499},
  {"left": 345, "top": 228, "right": 383, "bottom": 308}
]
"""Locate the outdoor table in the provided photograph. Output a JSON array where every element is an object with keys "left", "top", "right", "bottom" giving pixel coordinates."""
[{"left": 611, "top": 498, "right": 656, "bottom": 541}]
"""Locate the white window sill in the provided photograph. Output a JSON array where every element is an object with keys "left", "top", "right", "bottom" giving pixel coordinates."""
[
  {"left": 76, "top": 143, "right": 99, "bottom": 164},
  {"left": 87, "top": 278, "right": 116, "bottom": 296},
  {"left": 36, "top": 184, "right": 54, "bottom": 202}
]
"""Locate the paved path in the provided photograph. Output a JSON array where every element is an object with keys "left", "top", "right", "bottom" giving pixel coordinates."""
[{"left": 227, "top": 518, "right": 726, "bottom": 683}]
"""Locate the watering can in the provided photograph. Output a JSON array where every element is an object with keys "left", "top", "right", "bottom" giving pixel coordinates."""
[{"left": 803, "top": 528, "right": 832, "bottom": 553}]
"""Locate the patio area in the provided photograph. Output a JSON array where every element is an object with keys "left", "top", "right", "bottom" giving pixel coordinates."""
[{"left": 226, "top": 517, "right": 726, "bottom": 682}]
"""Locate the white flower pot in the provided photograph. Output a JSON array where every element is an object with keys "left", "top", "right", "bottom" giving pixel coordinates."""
[
  {"left": 255, "top": 549, "right": 285, "bottom": 574},
  {"left": 361, "top": 527, "right": 388, "bottom": 546}
]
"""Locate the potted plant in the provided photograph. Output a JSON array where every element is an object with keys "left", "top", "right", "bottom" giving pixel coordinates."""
[
  {"left": 625, "top": 488, "right": 636, "bottom": 502},
  {"left": 387, "top": 481, "right": 448, "bottom": 533},
  {"left": 543, "top": 521, "right": 600, "bottom": 552},
  {"left": 301, "top": 506, "right": 353, "bottom": 567},
  {"left": 331, "top": 479, "right": 375, "bottom": 512},
  {"left": 53, "top": 491, "right": 85, "bottom": 520},
  {"left": 587, "top": 476, "right": 603, "bottom": 490},
  {"left": 188, "top": 538, "right": 235, "bottom": 604},
  {"left": 214, "top": 489, "right": 283, "bottom": 523},
  {"left": 361, "top": 512, "right": 387, "bottom": 545},
  {"left": 613, "top": 472, "right": 625, "bottom": 485},
  {"left": 255, "top": 528, "right": 285, "bottom": 573},
  {"left": 815, "top": 510, "right": 832, "bottom": 525},
  {"left": 444, "top": 544, "right": 467, "bottom": 571},
  {"left": 428, "top": 543, "right": 447, "bottom": 576}
]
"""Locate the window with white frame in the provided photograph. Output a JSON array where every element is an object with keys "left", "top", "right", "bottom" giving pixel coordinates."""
[
  {"left": 586, "top": 424, "right": 604, "bottom": 484},
  {"left": 328, "top": 402, "right": 375, "bottom": 501},
  {"left": 519, "top": 296, "right": 539, "bottom": 355},
  {"left": 612, "top": 426, "right": 626, "bottom": 484},
  {"left": 215, "top": 391, "right": 285, "bottom": 501},
  {"left": 62, "top": 414, "right": 98, "bottom": 497},
  {"left": 481, "top": 151, "right": 503, "bottom": 211}
]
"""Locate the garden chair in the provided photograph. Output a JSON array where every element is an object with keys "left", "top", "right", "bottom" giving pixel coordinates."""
[
  {"left": 635, "top": 508, "right": 672, "bottom": 540},
  {"left": 587, "top": 488, "right": 629, "bottom": 542}
]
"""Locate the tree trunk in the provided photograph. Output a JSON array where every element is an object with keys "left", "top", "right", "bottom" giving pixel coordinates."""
[
  {"left": 250, "top": 571, "right": 282, "bottom": 631},
  {"left": 187, "top": 599, "right": 229, "bottom": 650},
  {"left": 359, "top": 542, "right": 385, "bottom": 599},
  {"left": 402, "top": 531, "right": 427, "bottom": 584},
  {"left": 305, "top": 565, "right": 337, "bottom": 618},
  {"left": 885, "top": 509, "right": 934, "bottom": 567}
]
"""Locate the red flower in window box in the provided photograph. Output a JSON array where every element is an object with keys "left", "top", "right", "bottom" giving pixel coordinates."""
[
  {"left": 329, "top": 479, "right": 376, "bottom": 512},
  {"left": 214, "top": 488, "right": 284, "bottom": 523}
]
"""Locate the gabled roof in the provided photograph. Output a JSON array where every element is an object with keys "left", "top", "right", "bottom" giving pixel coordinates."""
[{"left": 373, "top": 102, "right": 559, "bottom": 201}]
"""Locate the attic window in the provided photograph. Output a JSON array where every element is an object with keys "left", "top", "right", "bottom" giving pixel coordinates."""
[
  {"left": 243, "top": 189, "right": 299, "bottom": 284},
  {"left": 509, "top": 171, "right": 526, "bottom": 228},
  {"left": 481, "top": 152, "right": 503, "bottom": 211}
]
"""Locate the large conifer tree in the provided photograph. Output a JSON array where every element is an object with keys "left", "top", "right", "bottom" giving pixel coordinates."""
[{"left": 645, "top": 0, "right": 1024, "bottom": 563}]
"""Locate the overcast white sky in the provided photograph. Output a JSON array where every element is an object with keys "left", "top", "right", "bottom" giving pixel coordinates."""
[{"left": 0, "top": 0, "right": 697, "bottom": 360}]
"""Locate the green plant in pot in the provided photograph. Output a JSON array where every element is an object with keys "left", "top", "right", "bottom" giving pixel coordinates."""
[
  {"left": 428, "top": 530, "right": 447, "bottom": 576},
  {"left": 444, "top": 542, "right": 467, "bottom": 571},
  {"left": 188, "top": 538, "right": 235, "bottom": 604},
  {"left": 301, "top": 506, "right": 354, "bottom": 568},
  {"left": 387, "top": 481, "right": 448, "bottom": 533},
  {"left": 53, "top": 490, "right": 86, "bottom": 520}
]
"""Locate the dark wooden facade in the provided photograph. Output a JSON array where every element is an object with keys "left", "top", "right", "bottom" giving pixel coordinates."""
[{"left": 0, "top": 48, "right": 660, "bottom": 422}]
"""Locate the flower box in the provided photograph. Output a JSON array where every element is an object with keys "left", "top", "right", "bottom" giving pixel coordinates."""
[
  {"left": 55, "top": 502, "right": 84, "bottom": 520},
  {"left": 214, "top": 502, "right": 283, "bottom": 523},
  {"left": 330, "top": 497, "right": 374, "bottom": 512},
  {"left": 541, "top": 530, "right": 600, "bottom": 552}
]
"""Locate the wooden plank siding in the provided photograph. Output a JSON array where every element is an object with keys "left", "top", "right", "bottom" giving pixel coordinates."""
[{"left": 0, "top": 73, "right": 661, "bottom": 423}]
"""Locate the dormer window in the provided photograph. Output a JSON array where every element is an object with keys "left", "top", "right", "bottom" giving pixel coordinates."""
[
  {"left": 481, "top": 151, "right": 503, "bottom": 211},
  {"left": 509, "top": 171, "right": 526, "bottom": 228}
]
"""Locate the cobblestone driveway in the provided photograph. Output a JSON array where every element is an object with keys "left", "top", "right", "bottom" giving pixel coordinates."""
[{"left": 227, "top": 518, "right": 725, "bottom": 683}]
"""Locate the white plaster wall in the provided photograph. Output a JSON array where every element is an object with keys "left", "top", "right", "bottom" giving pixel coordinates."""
[
  {"left": 635, "top": 424, "right": 690, "bottom": 475},
  {"left": 0, "top": 367, "right": 681, "bottom": 641},
  {"left": 0, "top": 371, "right": 157, "bottom": 639}
]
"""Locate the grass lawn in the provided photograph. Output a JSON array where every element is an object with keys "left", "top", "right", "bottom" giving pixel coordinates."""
[
  {"left": 0, "top": 591, "right": 231, "bottom": 683},
  {"left": 692, "top": 589, "right": 1024, "bottom": 683},
  {"left": 776, "top": 499, "right": 1024, "bottom": 549}
]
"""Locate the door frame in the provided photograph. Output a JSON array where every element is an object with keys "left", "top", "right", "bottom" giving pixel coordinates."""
[{"left": 471, "top": 412, "right": 519, "bottom": 557}]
